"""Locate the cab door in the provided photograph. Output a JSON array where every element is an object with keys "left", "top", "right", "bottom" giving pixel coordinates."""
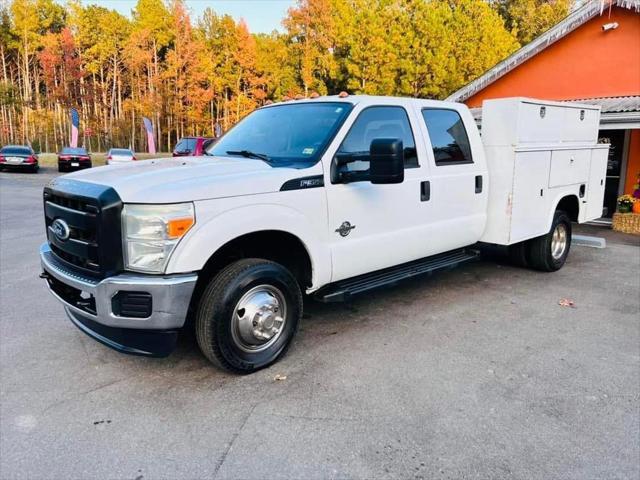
[
  {"left": 412, "top": 105, "right": 488, "bottom": 249},
  {"left": 323, "top": 103, "right": 433, "bottom": 282}
]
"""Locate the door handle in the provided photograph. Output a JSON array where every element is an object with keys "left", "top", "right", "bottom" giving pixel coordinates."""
[
  {"left": 420, "top": 181, "right": 430, "bottom": 201},
  {"left": 475, "top": 175, "right": 483, "bottom": 194}
]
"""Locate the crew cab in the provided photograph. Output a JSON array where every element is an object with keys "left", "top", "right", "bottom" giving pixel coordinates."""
[{"left": 40, "top": 96, "right": 608, "bottom": 373}]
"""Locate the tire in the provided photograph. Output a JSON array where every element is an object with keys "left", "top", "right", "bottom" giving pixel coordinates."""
[
  {"left": 528, "top": 210, "right": 572, "bottom": 272},
  {"left": 195, "top": 258, "right": 303, "bottom": 373},
  {"left": 58, "top": 164, "right": 65, "bottom": 173},
  {"left": 508, "top": 241, "right": 530, "bottom": 268}
]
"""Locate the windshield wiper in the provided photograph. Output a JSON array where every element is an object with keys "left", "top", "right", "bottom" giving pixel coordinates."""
[{"left": 226, "top": 150, "right": 271, "bottom": 162}]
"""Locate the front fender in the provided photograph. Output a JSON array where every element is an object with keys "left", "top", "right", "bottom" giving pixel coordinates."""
[{"left": 166, "top": 199, "right": 331, "bottom": 290}]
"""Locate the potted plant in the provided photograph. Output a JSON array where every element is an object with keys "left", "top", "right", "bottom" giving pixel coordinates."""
[{"left": 617, "top": 194, "right": 636, "bottom": 213}]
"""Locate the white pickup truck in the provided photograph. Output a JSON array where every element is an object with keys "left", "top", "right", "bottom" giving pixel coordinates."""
[{"left": 40, "top": 96, "right": 608, "bottom": 373}]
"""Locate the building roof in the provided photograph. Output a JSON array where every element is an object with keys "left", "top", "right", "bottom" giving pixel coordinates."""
[
  {"left": 567, "top": 95, "right": 640, "bottom": 126},
  {"left": 565, "top": 95, "right": 640, "bottom": 113},
  {"left": 446, "top": 0, "right": 640, "bottom": 103}
]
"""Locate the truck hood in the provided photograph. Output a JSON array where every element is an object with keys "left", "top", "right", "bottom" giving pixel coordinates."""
[{"left": 63, "top": 156, "right": 318, "bottom": 203}]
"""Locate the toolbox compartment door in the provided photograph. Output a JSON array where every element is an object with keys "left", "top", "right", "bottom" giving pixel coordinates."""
[
  {"left": 563, "top": 107, "right": 599, "bottom": 143},
  {"left": 518, "top": 102, "right": 564, "bottom": 144},
  {"left": 549, "top": 149, "right": 590, "bottom": 188},
  {"left": 511, "top": 151, "right": 551, "bottom": 242}
]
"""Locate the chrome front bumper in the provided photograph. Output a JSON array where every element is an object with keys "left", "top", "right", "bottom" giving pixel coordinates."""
[{"left": 40, "top": 243, "right": 198, "bottom": 332}]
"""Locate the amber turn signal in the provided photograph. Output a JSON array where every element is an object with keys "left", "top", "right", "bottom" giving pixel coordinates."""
[{"left": 167, "top": 217, "right": 194, "bottom": 238}]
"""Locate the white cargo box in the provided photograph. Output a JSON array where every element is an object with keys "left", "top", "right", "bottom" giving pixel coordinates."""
[
  {"left": 481, "top": 97, "right": 601, "bottom": 146},
  {"left": 479, "top": 98, "right": 609, "bottom": 246}
]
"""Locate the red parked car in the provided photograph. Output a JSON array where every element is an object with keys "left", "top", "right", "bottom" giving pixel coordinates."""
[
  {"left": 0, "top": 145, "right": 39, "bottom": 173},
  {"left": 58, "top": 147, "right": 92, "bottom": 172},
  {"left": 172, "top": 137, "right": 215, "bottom": 157}
]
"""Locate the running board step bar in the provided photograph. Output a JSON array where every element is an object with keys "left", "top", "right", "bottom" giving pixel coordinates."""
[{"left": 315, "top": 248, "right": 481, "bottom": 303}]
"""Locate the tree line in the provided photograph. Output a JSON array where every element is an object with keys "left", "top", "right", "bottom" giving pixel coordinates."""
[{"left": 0, "top": 0, "right": 570, "bottom": 153}]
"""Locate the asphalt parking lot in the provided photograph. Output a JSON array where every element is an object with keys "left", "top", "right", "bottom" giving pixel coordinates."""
[{"left": 1, "top": 168, "right": 639, "bottom": 480}]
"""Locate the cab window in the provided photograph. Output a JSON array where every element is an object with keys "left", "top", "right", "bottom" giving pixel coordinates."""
[
  {"left": 336, "top": 106, "right": 418, "bottom": 171},
  {"left": 421, "top": 109, "right": 473, "bottom": 165}
]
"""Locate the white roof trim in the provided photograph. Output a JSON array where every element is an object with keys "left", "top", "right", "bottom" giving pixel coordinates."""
[{"left": 446, "top": 0, "right": 640, "bottom": 103}]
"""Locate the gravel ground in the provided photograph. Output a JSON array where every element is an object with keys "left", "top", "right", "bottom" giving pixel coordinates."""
[{"left": 1, "top": 168, "right": 639, "bottom": 480}]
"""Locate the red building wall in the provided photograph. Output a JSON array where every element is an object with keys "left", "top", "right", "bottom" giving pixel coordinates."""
[{"left": 465, "top": 7, "right": 640, "bottom": 106}]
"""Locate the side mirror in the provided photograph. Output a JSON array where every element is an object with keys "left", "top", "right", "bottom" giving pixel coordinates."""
[{"left": 369, "top": 138, "right": 404, "bottom": 184}]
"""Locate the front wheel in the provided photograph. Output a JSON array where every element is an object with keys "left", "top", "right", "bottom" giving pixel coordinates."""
[
  {"left": 528, "top": 210, "right": 572, "bottom": 272},
  {"left": 195, "top": 258, "right": 302, "bottom": 373}
]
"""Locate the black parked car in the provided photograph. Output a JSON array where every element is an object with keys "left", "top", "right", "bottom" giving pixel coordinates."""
[
  {"left": 0, "top": 145, "right": 39, "bottom": 173},
  {"left": 57, "top": 147, "right": 92, "bottom": 172}
]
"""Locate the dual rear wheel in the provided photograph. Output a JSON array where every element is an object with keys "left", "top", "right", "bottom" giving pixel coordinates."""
[{"left": 508, "top": 210, "right": 572, "bottom": 272}]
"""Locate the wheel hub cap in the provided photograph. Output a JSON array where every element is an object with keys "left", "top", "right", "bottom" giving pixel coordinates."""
[
  {"left": 232, "top": 285, "right": 286, "bottom": 352},
  {"left": 551, "top": 223, "right": 568, "bottom": 260}
]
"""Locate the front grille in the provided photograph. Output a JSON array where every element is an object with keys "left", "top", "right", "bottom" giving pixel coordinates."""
[
  {"left": 46, "top": 192, "right": 96, "bottom": 213},
  {"left": 44, "top": 178, "right": 123, "bottom": 278}
]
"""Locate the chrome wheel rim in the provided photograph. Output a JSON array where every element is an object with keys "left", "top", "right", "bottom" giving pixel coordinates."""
[
  {"left": 231, "top": 285, "right": 287, "bottom": 353},
  {"left": 551, "top": 223, "right": 568, "bottom": 260}
]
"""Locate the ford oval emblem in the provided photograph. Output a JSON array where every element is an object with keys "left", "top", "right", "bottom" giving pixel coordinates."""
[{"left": 52, "top": 218, "right": 70, "bottom": 241}]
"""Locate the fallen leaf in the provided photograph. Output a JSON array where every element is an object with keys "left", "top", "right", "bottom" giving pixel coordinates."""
[
  {"left": 558, "top": 298, "right": 576, "bottom": 308},
  {"left": 274, "top": 374, "right": 287, "bottom": 381}
]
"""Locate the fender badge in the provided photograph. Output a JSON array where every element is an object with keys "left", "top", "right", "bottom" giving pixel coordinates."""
[{"left": 335, "top": 221, "right": 356, "bottom": 237}]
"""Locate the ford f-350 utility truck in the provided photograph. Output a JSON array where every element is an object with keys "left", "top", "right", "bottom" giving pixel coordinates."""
[{"left": 40, "top": 96, "right": 608, "bottom": 373}]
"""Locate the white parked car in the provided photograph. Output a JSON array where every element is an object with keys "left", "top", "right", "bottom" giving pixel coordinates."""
[
  {"left": 40, "top": 96, "right": 608, "bottom": 373},
  {"left": 106, "top": 148, "right": 136, "bottom": 165}
]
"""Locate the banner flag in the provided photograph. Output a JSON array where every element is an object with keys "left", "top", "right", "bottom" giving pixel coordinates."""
[
  {"left": 142, "top": 117, "right": 156, "bottom": 154},
  {"left": 70, "top": 108, "right": 79, "bottom": 148}
]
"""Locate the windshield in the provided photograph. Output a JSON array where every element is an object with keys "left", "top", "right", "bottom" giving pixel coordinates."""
[
  {"left": 208, "top": 102, "right": 353, "bottom": 166},
  {"left": 62, "top": 147, "right": 87, "bottom": 155},
  {"left": 0, "top": 146, "right": 31, "bottom": 155},
  {"left": 111, "top": 149, "right": 132, "bottom": 155}
]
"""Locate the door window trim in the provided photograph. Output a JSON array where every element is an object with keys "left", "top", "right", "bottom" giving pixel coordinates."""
[
  {"left": 336, "top": 105, "right": 420, "bottom": 170},
  {"left": 421, "top": 107, "right": 474, "bottom": 167}
]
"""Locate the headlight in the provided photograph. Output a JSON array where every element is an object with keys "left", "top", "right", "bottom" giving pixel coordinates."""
[{"left": 122, "top": 203, "right": 195, "bottom": 273}]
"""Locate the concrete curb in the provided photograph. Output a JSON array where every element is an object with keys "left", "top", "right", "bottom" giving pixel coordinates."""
[{"left": 572, "top": 234, "right": 606, "bottom": 249}]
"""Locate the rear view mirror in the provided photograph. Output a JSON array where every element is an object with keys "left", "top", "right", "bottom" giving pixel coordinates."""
[{"left": 369, "top": 139, "right": 404, "bottom": 184}]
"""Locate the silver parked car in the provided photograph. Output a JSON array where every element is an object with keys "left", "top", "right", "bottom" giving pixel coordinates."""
[{"left": 106, "top": 148, "right": 136, "bottom": 165}]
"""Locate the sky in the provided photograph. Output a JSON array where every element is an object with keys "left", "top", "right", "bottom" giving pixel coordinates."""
[{"left": 95, "top": 0, "right": 297, "bottom": 33}]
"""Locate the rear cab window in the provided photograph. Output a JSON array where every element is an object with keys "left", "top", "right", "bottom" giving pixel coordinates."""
[{"left": 421, "top": 109, "right": 473, "bottom": 166}]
